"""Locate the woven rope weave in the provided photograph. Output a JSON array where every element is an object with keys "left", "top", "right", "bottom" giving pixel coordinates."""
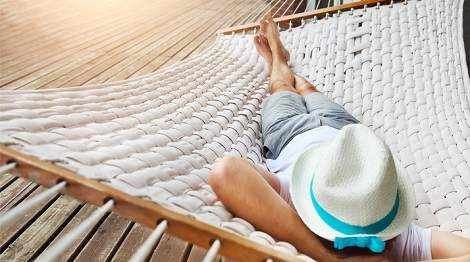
[{"left": 0, "top": 0, "right": 468, "bottom": 258}]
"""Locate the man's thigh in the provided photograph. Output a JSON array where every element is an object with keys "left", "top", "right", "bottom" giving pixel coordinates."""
[
  {"left": 261, "top": 91, "right": 321, "bottom": 159},
  {"left": 304, "top": 92, "right": 359, "bottom": 129}
]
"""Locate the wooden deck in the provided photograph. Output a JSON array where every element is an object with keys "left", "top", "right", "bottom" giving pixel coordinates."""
[
  {"left": 0, "top": 0, "right": 271, "bottom": 90},
  {"left": 0, "top": 0, "right": 274, "bottom": 261}
]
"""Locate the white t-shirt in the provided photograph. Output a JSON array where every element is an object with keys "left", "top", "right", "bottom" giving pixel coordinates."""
[
  {"left": 264, "top": 126, "right": 432, "bottom": 261},
  {"left": 266, "top": 125, "right": 340, "bottom": 174}
]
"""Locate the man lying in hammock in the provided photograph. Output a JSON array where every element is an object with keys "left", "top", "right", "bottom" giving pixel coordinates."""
[{"left": 208, "top": 14, "right": 470, "bottom": 262}]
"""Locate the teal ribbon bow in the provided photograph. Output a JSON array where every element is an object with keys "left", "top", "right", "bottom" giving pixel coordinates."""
[
  {"left": 308, "top": 166, "right": 399, "bottom": 254},
  {"left": 334, "top": 236, "right": 386, "bottom": 253}
]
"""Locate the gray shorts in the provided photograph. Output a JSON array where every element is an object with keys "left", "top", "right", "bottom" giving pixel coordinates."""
[{"left": 261, "top": 91, "right": 359, "bottom": 159}]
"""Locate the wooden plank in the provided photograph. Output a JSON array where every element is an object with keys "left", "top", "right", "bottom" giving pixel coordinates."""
[
  {"left": 108, "top": 1, "right": 234, "bottom": 82},
  {"left": 0, "top": 173, "right": 18, "bottom": 192},
  {"left": 187, "top": 7, "right": 268, "bottom": 61},
  {"left": 1, "top": 8, "right": 75, "bottom": 53},
  {"left": 74, "top": 213, "right": 133, "bottom": 262},
  {"left": 0, "top": 1, "right": 165, "bottom": 89},
  {"left": 15, "top": 7, "right": 197, "bottom": 89},
  {"left": 187, "top": 245, "right": 221, "bottom": 262},
  {"left": 0, "top": 178, "right": 37, "bottom": 212},
  {"left": 0, "top": 2, "right": 61, "bottom": 43},
  {"left": 3, "top": 0, "right": 207, "bottom": 90},
  {"left": 111, "top": 223, "right": 153, "bottom": 262},
  {"left": 0, "top": 194, "right": 82, "bottom": 261},
  {"left": 0, "top": 0, "right": 154, "bottom": 76},
  {"left": 133, "top": 0, "right": 249, "bottom": 76},
  {"left": 0, "top": 5, "right": 80, "bottom": 65},
  {"left": 39, "top": 204, "right": 100, "bottom": 261},
  {"left": 149, "top": 233, "right": 191, "bottom": 262},
  {"left": 226, "top": 1, "right": 271, "bottom": 27},
  {"left": 0, "top": 186, "right": 56, "bottom": 250},
  {"left": 1, "top": 12, "right": 100, "bottom": 65},
  {"left": 157, "top": 0, "right": 253, "bottom": 69},
  {"left": 66, "top": 2, "right": 208, "bottom": 86},
  {"left": 162, "top": 0, "right": 265, "bottom": 67},
  {"left": 0, "top": 0, "right": 153, "bottom": 65},
  {"left": 164, "top": 5, "right": 270, "bottom": 66}
]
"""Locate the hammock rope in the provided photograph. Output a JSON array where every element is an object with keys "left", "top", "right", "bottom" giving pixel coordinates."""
[{"left": 1, "top": 0, "right": 469, "bottom": 260}]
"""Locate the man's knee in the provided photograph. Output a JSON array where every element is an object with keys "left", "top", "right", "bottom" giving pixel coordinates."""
[
  {"left": 208, "top": 156, "right": 244, "bottom": 191},
  {"left": 296, "top": 82, "right": 318, "bottom": 97},
  {"left": 270, "top": 80, "right": 296, "bottom": 94}
]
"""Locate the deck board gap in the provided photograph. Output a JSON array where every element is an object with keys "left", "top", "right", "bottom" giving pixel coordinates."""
[
  {"left": 104, "top": 221, "right": 136, "bottom": 262},
  {"left": 0, "top": 174, "right": 18, "bottom": 192}
]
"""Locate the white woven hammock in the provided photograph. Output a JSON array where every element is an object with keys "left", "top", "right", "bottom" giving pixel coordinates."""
[{"left": 1, "top": 0, "right": 469, "bottom": 259}]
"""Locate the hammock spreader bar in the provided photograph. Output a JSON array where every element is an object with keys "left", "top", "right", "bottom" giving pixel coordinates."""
[
  {"left": 217, "top": 0, "right": 403, "bottom": 34},
  {"left": 0, "top": 145, "right": 301, "bottom": 262}
]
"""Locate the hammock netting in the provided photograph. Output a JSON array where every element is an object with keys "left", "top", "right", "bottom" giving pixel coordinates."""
[{"left": 1, "top": 0, "right": 469, "bottom": 259}]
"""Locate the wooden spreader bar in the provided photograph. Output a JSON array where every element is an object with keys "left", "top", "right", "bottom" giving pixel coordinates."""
[
  {"left": 0, "top": 145, "right": 302, "bottom": 262},
  {"left": 217, "top": 0, "right": 403, "bottom": 35}
]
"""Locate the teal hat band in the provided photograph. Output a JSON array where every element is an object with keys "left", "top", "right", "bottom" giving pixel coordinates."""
[{"left": 309, "top": 168, "right": 399, "bottom": 252}]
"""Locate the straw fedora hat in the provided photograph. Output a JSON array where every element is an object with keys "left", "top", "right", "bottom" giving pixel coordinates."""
[{"left": 290, "top": 124, "right": 415, "bottom": 252}]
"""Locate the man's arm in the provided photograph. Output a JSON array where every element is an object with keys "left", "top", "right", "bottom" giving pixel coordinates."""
[
  {"left": 209, "top": 156, "right": 338, "bottom": 261},
  {"left": 429, "top": 230, "right": 470, "bottom": 260}
]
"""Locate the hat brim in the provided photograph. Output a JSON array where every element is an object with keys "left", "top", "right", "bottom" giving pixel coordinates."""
[{"left": 290, "top": 143, "right": 415, "bottom": 242}]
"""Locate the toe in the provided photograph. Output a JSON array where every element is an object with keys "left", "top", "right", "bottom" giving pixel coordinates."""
[
  {"left": 261, "top": 35, "right": 268, "bottom": 45},
  {"left": 260, "top": 19, "right": 267, "bottom": 28},
  {"left": 265, "top": 14, "right": 273, "bottom": 23}
]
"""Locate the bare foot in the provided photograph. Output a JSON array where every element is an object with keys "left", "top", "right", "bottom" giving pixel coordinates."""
[
  {"left": 254, "top": 33, "right": 290, "bottom": 71},
  {"left": 254, "top": 34, "right": 273, "bottom": 70},
  {"left": 259, "top": 14, "right": 288, "bottom": 63}
]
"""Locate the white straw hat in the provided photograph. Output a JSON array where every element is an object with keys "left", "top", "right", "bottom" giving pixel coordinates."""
[{"left": 291, "top": 124, "right": 415, "bottom": 253}]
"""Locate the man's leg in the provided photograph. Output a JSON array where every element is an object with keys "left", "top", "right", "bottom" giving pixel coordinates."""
[
  {"left": 210, "top": 16, "right": 386, "bottom": 261},
  {"left": 212, "top": 15, "right": 333, "bottom": 259},
  {"left": 254, "top": 19, "right": 318, "bottom": 97},
  {"left": 208, "top": 156, "right": 333, "bottom": 261},
  {"left": 294, "top": 74, "right": 319, "bottom": 97},
  {"left": 257, "top": 15, "right": 297, "bottom": 95}
]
